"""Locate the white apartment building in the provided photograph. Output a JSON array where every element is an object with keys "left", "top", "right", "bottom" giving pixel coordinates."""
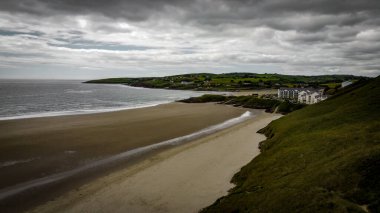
[{"left": 278, "top": 88, "right": 327, "bottom": 104}]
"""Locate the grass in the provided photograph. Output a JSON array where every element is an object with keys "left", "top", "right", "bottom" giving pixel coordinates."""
[
  {"left": 202, "top": 77, "right": 380, "bottom": 212},
  {"left": 85, "top": 73, "right": 366, "bottom": 91},
  {"left": 320, "top": 82, "right": 342, "bottom": 89},
  {"left": 179, "top": 94, "right": 306, "bottom": 114}
]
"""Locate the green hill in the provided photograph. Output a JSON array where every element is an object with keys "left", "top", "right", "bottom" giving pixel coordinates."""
[
  {"left": 202, "top": 77, "right": 380, "bottom": 212},
  {"left": 85, "top": 73, "right": 365, "bottom": 91}
]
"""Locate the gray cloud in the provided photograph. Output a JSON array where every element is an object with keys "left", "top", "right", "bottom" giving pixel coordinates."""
[
  {"left": 0, "top": 0, "right": 379, "bottom": 78},
  {"left": 1, "top": 0, "right": 378, "bottom": 29}
]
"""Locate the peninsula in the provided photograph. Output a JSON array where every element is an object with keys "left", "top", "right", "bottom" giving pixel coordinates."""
[{"left": 85, "top": 73, "right": 365, "bottom": 92}]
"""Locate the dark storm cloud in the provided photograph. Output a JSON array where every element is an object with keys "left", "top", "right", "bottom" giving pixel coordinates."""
[
  {"left": 0, "top": 0, "right": 189, "bottom": 21},
  {"left": 285, "top": 32, "right": 327, "bottom": 43},
  {"left": 343, "top": 42, "right": 380, "bottom": 61},
  {"left": 262, "top": 13, "right": 369, "bottom": 32},
  {"left": 0, "top": 0, "right": 378, "bottom": 37},
  {"left": 0, "top": 29, "right": 43, "bottom": 37},
  {"left": 0, "top": 0, "right": 379, "bottom": 77},
  {"left": 259, "top": 0, "right": 380, "bottom": 14},
  {"left": 49, "top": 40, "right": 154, "bottom": 51},
  {"left": 1, "top": 0, "right": 379, "bottom": 25}
]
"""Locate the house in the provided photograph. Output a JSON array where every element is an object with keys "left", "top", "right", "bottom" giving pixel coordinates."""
[
  {"left": 277, "top": 88, "right": 302, "bottom": 100},
  {"left": 180, "top": 81, "right": 193, "bottom": 85},
  {"left": 298, "top": 90, "right": 327, "bottom": 104},
  {"left": 278, "top": 87, "right": 326, "bottom": 104}
]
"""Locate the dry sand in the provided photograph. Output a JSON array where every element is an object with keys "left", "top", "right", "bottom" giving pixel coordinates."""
[
  {"left": 0, "top": 102, "right": 246, "bottom": 212},
  {"left": 30, "top": 110, "right": 281, "bottom": 213}
]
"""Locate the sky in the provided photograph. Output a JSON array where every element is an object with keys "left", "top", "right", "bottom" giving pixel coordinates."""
[{"left": 0, "top": 0, "right": 379, "bottom": 79}]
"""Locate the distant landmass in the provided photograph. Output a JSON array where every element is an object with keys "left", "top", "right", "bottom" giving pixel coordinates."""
[
  {"left": 85, "top": 73, "right": 368, "bottom": 91},
  {"left": 202, "top": 76, "right": 380, "bottom": 212}
]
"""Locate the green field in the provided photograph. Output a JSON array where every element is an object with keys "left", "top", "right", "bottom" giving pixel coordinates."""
[
  {"left": 85, "top": 73, "right": 366, "bottom": 91},
  {"left": 202, "top": 77, "right": 380, "bottom": 212}
]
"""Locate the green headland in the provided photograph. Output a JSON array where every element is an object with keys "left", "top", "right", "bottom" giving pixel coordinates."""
[
  {"left": 85, "top": 73, "right": 365, "bottom": 91},
  {"left": 202, "top": 77, "right": 380, "bottom": 212}
]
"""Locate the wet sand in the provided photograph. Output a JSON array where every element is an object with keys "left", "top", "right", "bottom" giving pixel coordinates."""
[
  {"left": 30, "top": 110, "right": 281, "bottom": 213},
  {"left": 0, "top": 103, "right": 246, "bottom": 212}
]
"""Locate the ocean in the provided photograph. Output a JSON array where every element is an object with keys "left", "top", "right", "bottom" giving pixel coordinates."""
[{"left": 0, "top": 79, "right": 205, "bottom": 120}]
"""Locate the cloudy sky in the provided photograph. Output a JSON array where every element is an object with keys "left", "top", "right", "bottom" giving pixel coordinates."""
[{"left": 0, "top": 0, "right": 379, "bottom": 79}]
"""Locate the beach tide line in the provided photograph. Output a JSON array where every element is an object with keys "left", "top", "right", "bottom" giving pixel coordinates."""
[
  {"left": 0, "top": 101, "right": 170, "bottom": 121},
  {"left": 0, "top": 111, "right": 254, "bottom": 201}
]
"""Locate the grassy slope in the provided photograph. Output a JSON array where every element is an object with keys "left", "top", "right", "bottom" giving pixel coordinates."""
[{"left": 202, "top": 77, "right": 380, "bottom": 213}]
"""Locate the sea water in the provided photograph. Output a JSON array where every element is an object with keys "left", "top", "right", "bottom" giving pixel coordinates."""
[{"left": 0, "top": 79, "right": 205, "bottom": 120}]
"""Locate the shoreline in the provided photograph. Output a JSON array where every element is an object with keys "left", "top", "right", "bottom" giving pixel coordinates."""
[
  {"left": 0, "top": 110, "right": 253, "bottom": 201},
  {"left": 85, "top": 82, "right": 277, "bottom": 96},
  {"left": 0, "top": 102, "right": 247, "bottom": 212},
  {"left": 0, "top": 82, "right": 278, "bottom": 122},
  {"left": 0, "top": 81, "right": 205, "bottom": 121},
  {"left": 0, "top": 101, "right": 172, "bottom": 121},
  {"left": 30, "top": 110, "right": 282, "bottom": 213}
]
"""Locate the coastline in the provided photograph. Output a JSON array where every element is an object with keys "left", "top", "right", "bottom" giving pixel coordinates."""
[
  {"left": 85, "top": 81, "right": 277, "bottom": 96},
  {"left": 0, "top": 101, "right": 172, "bottom": 121},
  {"left": 29, "top": 110, "right": 282, "bottom": 213},
  {"left": 0, "top": 102, "right": 247, "bottom": 212},
  {"left": 0, "top": 80, "right": 205, "bottom": 121}
]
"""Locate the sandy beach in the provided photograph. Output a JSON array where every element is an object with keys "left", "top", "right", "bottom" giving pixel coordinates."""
[
  {"left": 0, "top": 102, "right": 246, "bottom": 212},
  {"left": 29, "top": 110, "right": 281, "bottom": 213}
]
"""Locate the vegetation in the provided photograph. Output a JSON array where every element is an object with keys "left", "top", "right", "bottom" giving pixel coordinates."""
[
  {"left": 180, "top": 94, "right": 229, "bottom": 103},
  {"left": 179, "top": 94, "right": 306, "bottom": 114},
  {"left": 202, "top": 77, "right": 380, "bottom": 212},
  {"left": 85, "top": 73, "right": 366, "bottom": 91}
]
